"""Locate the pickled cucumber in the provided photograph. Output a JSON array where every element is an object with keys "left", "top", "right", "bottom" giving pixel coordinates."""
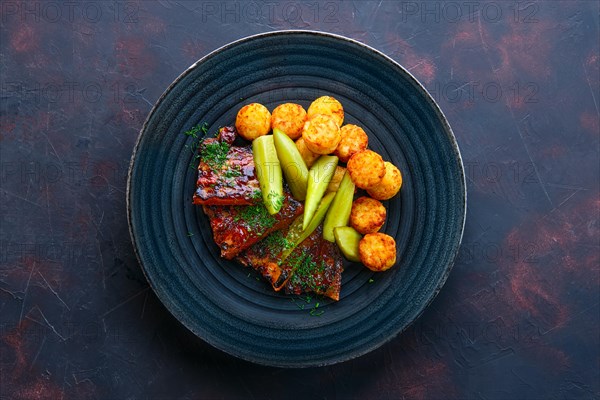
[
  {"left": 303, "top": 155, "right": 338, "bottom": 230},
  {"left": 280, "top": 192, "right": 336, "bottom": 262},
  {"left": 323, "top": 171, "right": 355, "bottom": 242},
  {"left": 273, "top": 128, "right": 308, "bottom": 201},
  {"left": 333, "top": 226, "right": 362, "bottom": 262},
  {"left": 252, "top": 135, "right": 283, "bottom": 214}
]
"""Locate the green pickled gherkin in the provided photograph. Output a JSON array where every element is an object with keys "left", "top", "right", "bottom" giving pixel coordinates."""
[
  {"left": 333, "top": 226, "right": 362, "bottom": 262},
  {"left": 303, "top": 155, "right": 338, "bottom": 230},
  {"left": 280, "top": 191, "right": 336, "bottom": 263},
  {"left": 273, "top": 128, "right": 309, "bottom": 201},
  {"left": 252, "top": 135, "right": 283, "bottom": 215},
  {"left": 322, "top": 170, "right": 355, "bottom": 242}
]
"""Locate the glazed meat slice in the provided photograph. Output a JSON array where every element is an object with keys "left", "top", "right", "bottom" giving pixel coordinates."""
[
  {"left": 236, "top": 218, "right": 310, "bottom": 290},
  {"left": 203, "top": 192, "right": 303, "bottom": 260},
  {"left": 239, "top": 224, "right": 344, "bottom": 301},
  {"left": 192, "top": 126, "right": 261, "bottom": 206},
  {"left": 237, "top": 229, "right": 291, "bottom": 288},
  {"left": 284, "top": 225, "right": 344, "bottom": 301}
]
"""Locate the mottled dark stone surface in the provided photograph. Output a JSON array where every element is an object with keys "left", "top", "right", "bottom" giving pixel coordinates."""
[{"left": 1, "top": 1, "right": 598, "bottom": 399}]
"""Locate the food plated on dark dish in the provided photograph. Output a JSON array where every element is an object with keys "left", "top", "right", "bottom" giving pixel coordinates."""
[
  {"left": 127, "top": 31, "right": 466, "bottom": 367},
  {"left": 194, "top": 96, "right": 403, "bottom": 300}
]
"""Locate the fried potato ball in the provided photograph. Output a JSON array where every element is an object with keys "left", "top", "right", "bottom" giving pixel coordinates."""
[
  {"left": 235, "top": 103, "right": 272, "bottom": 141},
  {"left": 359, "top": 233, "right": 397, "bottom": 271},
  {"left": 307, "top": 96, "right": 344, "bottom": 126},
  {"left": 326, "top": 166, "right": 347, "bottom": 192},
  {"left": 334, "top": 124, "right": 369, "bottom": 163},
  {"left": 271, "top": 103, "right": 307, "bottom": 140},
  {"left": 295, "top": 137, "right": 320, "bottom": 168},
  {"left": 346, "top": 150, "right": 385, "bottom": 189},
  {"left": 350, "top": 196, "right": 386, "bottom": 234},
  {"left": 367, "top": 162, "right": 403, "bottom": 200},
  {"left": 302, "top": 113, "right": 342, "bottom": 155}
]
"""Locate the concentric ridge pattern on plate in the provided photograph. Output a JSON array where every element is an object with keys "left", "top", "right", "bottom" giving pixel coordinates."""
[{"left": 128, "top": 31, "right": 465, "bottom": 367}]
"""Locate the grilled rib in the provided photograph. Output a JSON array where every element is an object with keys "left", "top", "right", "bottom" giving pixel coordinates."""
[
  {"left": 202, "top": 192, "right": 303, "bottom": 260},
  {"left": 283, "top": 225, "right": 343, "bottom": 301},
  {"left": 238, "top": 224, "right": 344, "bottom": 301},
  {"left": 192, "top": 126, "right": 261, "bottom": 206}
]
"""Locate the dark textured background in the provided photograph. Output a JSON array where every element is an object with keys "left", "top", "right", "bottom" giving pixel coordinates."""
[{"left": 1, "top": 1, "right": 598, "bottom": 399}]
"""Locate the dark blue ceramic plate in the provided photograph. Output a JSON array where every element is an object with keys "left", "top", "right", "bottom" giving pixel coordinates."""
[{"left": 127, "top": 31, "right": 466, "bottom": 367}]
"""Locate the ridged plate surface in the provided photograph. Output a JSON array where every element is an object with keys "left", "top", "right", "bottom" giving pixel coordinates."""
[{"left": 127, "top": 31, "right": 466, "bottom": 367}]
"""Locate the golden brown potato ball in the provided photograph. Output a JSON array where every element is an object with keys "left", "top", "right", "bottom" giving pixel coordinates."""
[
  {"left": 367, "top": 162, "right": 403, "bottom": 200},
  {"left": 295, "top": 137, "right": 320, "bottom": 168},
  {"left": 359, "top": 233, "right": 397, "bottom": 271},
  {"left": 326, "top": 166, "right": 347, "bottom": 192},
  {"left": 307, "top": 96, "right": 344, "bottom": 126},
  {"left": 271, "top": 103, "right": 307, "bottom": 140},
  {"left": 346, "top": 150, "right": 385, "bottom": 189},
  {"left": 334, "top": 124, "right": 369, "bottom": 163},
  {"left": 350, "top": 196, "right": 386, "bottom": 234},
  {"left": 235, "top": 103, "right": 271, "bottom": 141},
  {"left": 302, "top": 113, "right": 341, "bottom": 155}
]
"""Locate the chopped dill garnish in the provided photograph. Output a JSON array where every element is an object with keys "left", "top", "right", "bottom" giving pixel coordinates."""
[
  {"left": 200, "top": 141, "right": 230, "bottom": 170},
  {"left": 288, "top": 251, "right": 327, "bottom": 293},
  {"left": 184, "top": 122, "right": 207, "bottom": 139},
  {"left": 368, "top": 278, "right": 374, "bottom": 284},
  {"left": 223, "top": 165, "right": 242, "bottom": 178},
  {"left": 268, "top": 191, "right": 285, "bottom": 210},
  {"left": 262, "top": 231, "right": 294, "bottom": 253},
  {"left": 184, "top": 122, "right": 209, "bottom": 169},
  {"left": 234, "top": 203, "right": 277, "bottom": 232},
  {"left": 291, "top": 297, "right": 305, "bottom": 310},
  {"left": 251, "top": 189, "right": 262, "bottom": 200},
  {"left": 291, "top": 295, "right": 323, "bottom": 315},
  {"left": 309, "top": 302, "right": 324, "bottom": 316}
]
